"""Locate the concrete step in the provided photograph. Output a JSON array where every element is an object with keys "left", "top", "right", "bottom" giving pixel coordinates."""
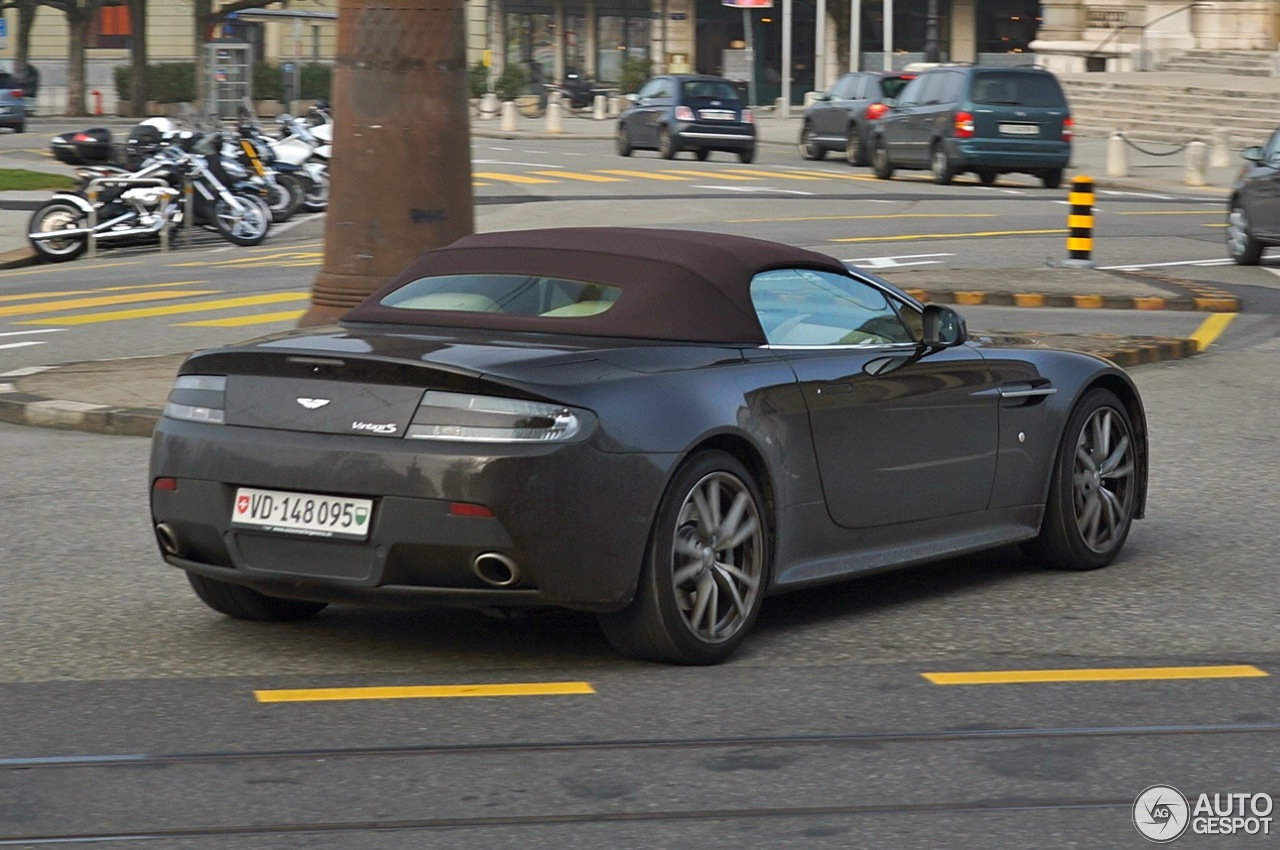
[{"left": 1153, "top": 48, "right": 1275, "bottom": 76}]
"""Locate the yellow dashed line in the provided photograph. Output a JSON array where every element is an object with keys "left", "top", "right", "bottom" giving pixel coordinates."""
[
  {"left": 832, "top": 228, "right": 1066, "bottom": 243},
  {"left": 597, "top": 169, "right": 691, "bottom": 181},
  {"left": 18, "top": 292, "right": 309, "bottom": 325},
  {"left": 0, "top": 288, "right": 218, "bottom": 318},
  {"left": 720, "top": 168, "right": 824, "bottom": 181},
  {"left": 472, "top": 172, "right": 558, "bottom": 184},
  {"left": 254, "top": 681, "right": 597, "bottom": 702},
  {"left": 530, "top": 170, "right": 626, "bottom": 182},
  {"left": 731, "top": 213, "right": 996, "bottom": 224},
  {"left": 923, "top": 665, "right": 1267, "bottom": 685},
  {"left": 177, "top": 309, "right": 307, "bottom": 327},
  {"left": 658, "top": 169, "right": 757, "bottom": 181},
  {"left": 1190, "top": 312, "right": 1236, "bottom": 351}
]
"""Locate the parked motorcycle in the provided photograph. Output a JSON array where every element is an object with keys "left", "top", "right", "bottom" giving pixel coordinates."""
[
  {"left": 28, "top": 129, "right": 271, "bottom": 263},
  {"left": 271, "top": 111, "right": 330, "bottom": 213}
]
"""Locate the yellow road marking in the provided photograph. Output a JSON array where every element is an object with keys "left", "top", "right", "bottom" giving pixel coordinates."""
[
  {"left": 1115, "top": 210, "right": 1222, "bottom": 215},
  {"left": 731, "top": 213, "right": 996, "bottom": 224},
  {"left": 782, "top": 169, "right": 878, "bottom": 182},
  {"left": 720, "top": 168, "right": 824, "bottom": 181},
  {"left": 177, "top": 309, "right": 306, "bottom": 327},
  {"left": 1202, "top": 223, "right": 1227, "bottom": 229},
  {"left": 598, "top": 169, "right": 691, "bottom": 181},
  {"left": 254, "top": 681, "right": 597, "bottom": 702},
  {"left": 1190, "top": 312, "right": 1236, "bottom": 351},
  {"left": 18, "top": 292, "right": 309, "bottom": 325},
  {"left": 472, "top": 172, "right": 558, "bottom": 184},
  {"left": 658, "top": 169, "right": 757, "bottom": 181},
  {"left": 530, "top": 170, "right": 626, "bottom": 182},
  {"left": 922, "top": 665, "right": 1267, "bottom": 685},
  {"left": 0, "top": 260, "right": 141, "bottom": 280},
  {"left": 172, "top": 250, "right": 322, "bottom": 268},
  {"left": 247, "top": 241, "right": 322, "bottom": 252},
  {"left": 0, "top": 288, "right": 218, "bottom": 318},
  {"left": 834, "top": 228, "right": 1066, "bottom": 243},
  {"left": 0, "top": 280, "right": 207, "bottom": 303}
]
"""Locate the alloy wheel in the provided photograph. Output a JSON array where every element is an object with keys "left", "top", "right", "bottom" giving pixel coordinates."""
[{"left": 1071, "top": 406, "right": 1136, "bottom": 554}]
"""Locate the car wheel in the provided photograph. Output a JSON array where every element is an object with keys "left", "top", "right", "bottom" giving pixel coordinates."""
[
  {"left": 871, "top": 139, "right": 894, "bottom": 179},
  {"left": 799, "top": 123, "right": 825, "bottom": 160},
  {"left": 695, "top": 147, "right": 710, "bottom": 162},
  {"left": 978, "top": 169, "right": 997, "bottom": 185},
  {"left": 845, "top": 126, "right": 865, "bottom": 166},
  {"left": 187, "top": 572, "right": 328, "bottom": 621},
  {"left": 1028, "top": 388, "right": 1138, "bottom": 571},
  {"left": 737, "top": 146, "right": 756, "bottom": 164},
  {"left": 597, "top": 450, "right": 769, "bottom": 664},
  {"left": 1227, "top": 199, "right": 1264, "bottom": 265},
  {"left": 14, "top": 121, "right": 25, "bottom": 134},
  {"left": 930, "top": 144, "right": 955, "bottom": 185},
  {"left": 1042, "top": 168, "right": 1064, "bottom": 189},
  {"left": 658, "top": 127, "right": 677, "bottom": 160},
  {"left": 616, "top": 125, "right": 633, "bottom": 157}
]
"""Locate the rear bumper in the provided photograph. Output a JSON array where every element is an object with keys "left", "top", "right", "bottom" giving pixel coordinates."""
[
  {"left": 947, "top": 138, "right": 1070, "bottom": 171},
  {"left": 674, "top": 122, "right": 756, "bottom": 150}
]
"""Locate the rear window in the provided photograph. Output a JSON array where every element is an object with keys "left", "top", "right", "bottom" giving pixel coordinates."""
[
  {"left": 681, "top": 80, "right": 740, "bottom": 102},
  {"left": 969, "top": 72, "right": 1066, "bottom": 108},
  {"left": 379, "top": 274, "right": 621, "bottom": 318},
  {"left": 880, "top": 75, "right": 914, "bottom": 99}
]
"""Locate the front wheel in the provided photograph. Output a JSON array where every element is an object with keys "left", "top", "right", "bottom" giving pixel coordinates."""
[
  {"left": 302, "top": 169, "right": 329, "bottom": 212},
  {"left": 28, "top": 198, "right": 89, "bottom": 262},
  {"left": 1227, "top": 199, "right": 1264, "bottom": 265},
  {"left": 845, "top": 126, "right": 865, "bottom": 166},
  {"left": 265, "top": 173, "right": 305, "bottom": 222},
  {"left": 597, "top": 451, "right": 769, "bottom": 664},
  {"left": 871, "top": 139, "right": 894, "bottom": 179},
  {"left": 616, "top": 125, "right": 633, "bottom": 157},
  {"left": 187, "top": 572, "right": 328, "bottom": 621},
  {"left": 1028, "top": 388, "right": 1139, "bottom": 571},
  {"left": 798, "top": 124, "right": 825, "bottom": 160},
  {"left": 213, "top": 194, "right": 271, "bottom": 246},
  {"left": 658, "top": 127, "right": 678, "bottom": 160}
]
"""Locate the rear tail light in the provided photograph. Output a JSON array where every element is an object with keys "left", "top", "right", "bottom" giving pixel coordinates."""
[
  {"left": 674, "top": 105, "right": 695, "bottom": 121},
  {"left": 954, "top": 110, "right": 975, "bottom": 139},
  {"left": 406, "top": 391, "right": 593, "bottom": 443},
  {"left": 10, "top": 90, "right": 23, "bottom": 98},
  {"left": 865, "top": 102, "right": 889, "bottom": 121},
  {"left": 163, "top": 375, "right": 226, "bottom": 424},
  {"left": 743, "top": 108, "right": 754, "bottom": 124},
  {"left": 1063, "top": 115, "right": 1074, "bottom": 141},
  {"left": 71, "top": 132, "right": 95, "bottom": 142}
]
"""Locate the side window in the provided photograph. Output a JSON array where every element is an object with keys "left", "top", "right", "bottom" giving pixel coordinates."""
[
  {"left": 637, "top": 80, "right": 661, "bottom": 99},
  {"left": 1263, "top": 129, "right": 1280, "bottom": 163},
  {"left": 750, "top": 268, "right": 915, "bottom": 347},
  {"left": 849, "top": 76, "right": 869, "bottom": 100},
  {"left": 830, "top": 76, "right": 854, "bottom": 100},
  {"left": 937, "top": 72, "right": 965, "bottom": 104},
  {"left": 894, "top": 75, "right": 924, "bottom": 107},
  {"left": 915, "top": 74, "right": 943, "bottom": 106}
]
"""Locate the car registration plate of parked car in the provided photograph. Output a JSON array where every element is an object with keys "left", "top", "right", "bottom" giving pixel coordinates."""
[
  {"left": 700, "top": 110, "right": 736, "bottom": 121},
  {"left": 999, "top": 123, "right": 1039, "bottom": 135},
  {"left": 231, "top": 487, "right": 373, "bottom": 540}
]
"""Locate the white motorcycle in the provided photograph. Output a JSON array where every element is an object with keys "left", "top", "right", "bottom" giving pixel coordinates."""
[{"left": 271, "top": 110, "right": 331, "bottom": 213}]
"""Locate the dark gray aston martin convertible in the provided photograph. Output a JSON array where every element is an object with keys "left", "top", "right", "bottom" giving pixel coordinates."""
[{"left": 149, "top": 227, "right": 1148, "bottom": 664}]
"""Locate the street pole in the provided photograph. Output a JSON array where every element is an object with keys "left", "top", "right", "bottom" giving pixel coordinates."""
[
  {"left": 815, "top": 0, "right": 826, "bottom": 91},
  {"left": 781, "top": 0, "right": 792, "bottom": 118},
  {"left": 923, "top": 0, "right": 939, "bottom": 63},
  {"left": 883, "top": 0, "right": 893, "bottom": 71},
  {"left": 849, "top": 0, "right": 860, "bottom": 72},
  {"left": 301, "top": 0, "right": 475, "bottom": 327}
]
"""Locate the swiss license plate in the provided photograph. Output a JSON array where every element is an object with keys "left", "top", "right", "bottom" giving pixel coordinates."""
[
  {"left": 999, "top": 123, "right": 1039, "bottom": 135},
  {"left": 231, "top": 487, "right": 373, "bottom": 540}
]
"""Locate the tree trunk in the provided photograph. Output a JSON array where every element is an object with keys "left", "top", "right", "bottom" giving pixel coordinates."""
[
  {"left": 15, "top": 1, "right": 37, "bottom": 70},
  {"left": 129, "top": 0, "right": 147, "bottom": 117},
  {"left": 65, "top": 11, "right": 91, "bottom": 117},
  {"left": 194, "top": 0, "right": 211, "bottom": 115}
]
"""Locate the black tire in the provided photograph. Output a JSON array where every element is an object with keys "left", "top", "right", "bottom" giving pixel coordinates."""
[
  {"left": 302, "top": 170, "right": 329, "bottom": 212},
  {"left": 616, "top": 125, "right": 633, "bottom": 157},
  {"left": 1028, "top": 388, "right": 1139, "bottom": 571},
  {"left": 737, "top": 146, "right": 756, "bottom": 164},
  {"left": 213, "top": 194, "right": 271, "bottom": 246},
  {"left": 871, "top": 139, "right": 894, "bottom": 179},
  {"left": 977, "top": 169, "right": 998, "bottom": 185},
  {"left": 266, "top": 173, "right": 305, "bottom": 223},
  {"left": 845, "top": 126, "right": 865, "bottom": 166},
  {"left": 799, "top": 124, "right": 825, "bottom": 160},
  {"left": 1042, "top": 168, "right": 1064, "bottom": 189},
  {"left": 14, "top": 121, "right": 25, "bottom": 134},
  {"left": 597, "top": 450, "right": 769, "bottom": 664},
  {"left": 28, "top": 198, "right": 88, "bottom": 262},
  {"left": 695, "top": 147, "right": 710, "bottom": 162},
  {"left": 658, "top": 127, "right": 677, "bottom": 160},
  {"left": 930, "top": 144, "right": 955, "bottom": 185},
  {"left": 187, "top": 572, "right": 328, "bottom": 622},
  {"left": 1227, "top": 198, "right": 1264, "bottom": 265}
]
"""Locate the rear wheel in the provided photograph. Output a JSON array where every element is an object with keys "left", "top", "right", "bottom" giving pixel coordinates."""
[
  {"left": 844, "top": 126, "right": 865, "bottom": 166},
  {"left": 799, "top": 124, "right": 825, "bottom": 160},
  {"left": 213, "top": 194, "right": 271, "bottom": 246},
  {"left": 1027, "top": 388, "right": 1138, "bottom": 571},
  {"left": 930, "top": 144, "right": 955, "bottom": 185},
  {"left": 597, "top": 451, "right": 769, "bottom": 664},
  {"left": 1227, "top": 199, "right": 1264, "bottom": 265},
  {"left": 658, "top": 127, "right": 677, "bottom": 160},
  {"left": 737, "top": 146, "right": 756, "bottom": 164},
  {"left": 616, "top": 125, "right": 633, "bottom": 157},
  {"left": 301, "top": 169, "right": 329, "bottom": 212},
  {"left": 695, "top": 147, "right": 710, "bottom": 162},
  {"left": 187, "top": 572, "right": 328, "bottom": 621},
  {"left": 28, "top": 199, "right": 88, "bottom": 262},
  {"left": 871, "top": 139, "right": 894, "bottom": 179},
  {"left": 265, "top": 173, "right": 305, "bottom": 222},
  {"left": 977, "top": 169, "right": 998, "bottom": 185},
  {"left": 1042, "top": 168, "right": 1064, "bottom": 189}
]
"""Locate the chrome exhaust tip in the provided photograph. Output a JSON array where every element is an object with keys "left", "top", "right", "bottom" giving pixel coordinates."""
[
  {"left": 472, "top": 552, "right": 521, "bottom": 588},
  {"left": 155, "top": 522, "right": 181, "bottom": 556}
]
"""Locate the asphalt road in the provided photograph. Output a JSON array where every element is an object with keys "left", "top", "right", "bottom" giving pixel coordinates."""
[{"left": 2, "top": 136, "right": 1279, "bottom": 848}]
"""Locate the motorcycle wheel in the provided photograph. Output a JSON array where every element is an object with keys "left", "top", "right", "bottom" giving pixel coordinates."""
[
  {"left": 302, "top": 169, "right": 329, "bottom": 213},
  {"left": 28, "top": 199, "right": 89, "bottom": 262},
  {"left": 213, "top": 194, "right": 271, "bottom": 247},
  {"left": 266, "top": 173, "right": 305, "bottom": 223}
]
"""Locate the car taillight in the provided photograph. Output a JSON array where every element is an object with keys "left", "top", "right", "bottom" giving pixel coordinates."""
[
  {"left": 163, "top": 375, "right": 226, "bottom": 424},
  {"left": 674, "top": 105, "right": 695, "bottom": 121},
  {"left": 9, "top": 89, "right": 23, "bottom": 98},
  {"left": 406, "top": 391, "right": 593, "bottom": 443},
  {"left": 954, "top": 110, "right": 975, "bottom": 138},
  {"left": 71, "top": 132, "right": 95, "bottom": 142},
  {"left": 743, "top": 108, "right": 754, "bottom": 124},
  {"left": 866, "top": 102, "right": 889, "bottom": 121},
  {"left": 1063, "top": 115, "right": 1074, "bottom": 141}
]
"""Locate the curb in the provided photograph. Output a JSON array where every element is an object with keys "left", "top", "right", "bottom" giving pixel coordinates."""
[
  {"left": 0, "top": 246, "right": 36, "bottom": 270},
  {"left": 904, "top": 288, "right": 1239, "bottom": 312}
]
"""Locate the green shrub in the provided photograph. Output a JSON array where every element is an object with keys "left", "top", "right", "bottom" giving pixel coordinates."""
[
  {"left": 468, "top": 59, "right": 490, "bottom": 98},
  {"left": 298, "top": 63, "right": 331, "bottom": 100},
  {"left": 252, "top": 61, "right": 281, "bottom": 102},
  {"left": 494, "top": 63, "right": 527, "bottom": 101},
  {"left": 150, "top": 62, "right": 196, "bottom": 103},
  {"left": 114, "top": 65, "right": 132, "bottom": 101},
  {"left": 618, "top": 56, "right": 652, "bottom": 94}
]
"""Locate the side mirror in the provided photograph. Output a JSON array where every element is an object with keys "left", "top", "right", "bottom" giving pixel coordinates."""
[
  {"left": 1241, "top": 145, "right": 1264, "bottom": 163},
  {"left": 922, "top": 304, "right": 967, "bottom": 347},
  {"left": 625, "top": 93, "right": 639, "bottom": 103}
]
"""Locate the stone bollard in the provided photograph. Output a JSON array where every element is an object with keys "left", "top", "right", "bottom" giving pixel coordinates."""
[
  {"left": 1210, "top": 128, "right": 1232, "bottom": 168},
  {"left": 480, "top": 92, "right": 499, "bottom": 120},
  {"left": 608, "top": 95, "right": 624, "bottom": 117},
  {"left": 1106, "top": 131, "right": 1128, "bottom": 177},
  {"left": 1185, "top": 140, "right": 1208, "bottom": 187},
  {"left": 546, "top": 100, "right": 563, "bottom": 133},
  {"left": 774, "top": 97, "right": 789, "bottom": 120},
  {"left": 593, "top": 94, "right": 607, "bottom": 121},
  {"left": 500, "top": 99, "right": 518, "bottom": 132},
  {"left": 803, "top": 91, "right": 819, "bottom": 107}
]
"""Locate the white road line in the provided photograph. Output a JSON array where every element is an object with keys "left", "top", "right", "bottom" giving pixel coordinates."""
[
  {"left": 0, "top": 328, "right": 66, "bottom": 338},
  {"left": 0, "top": 341, "right": 48, "bottom": 351},
  {"left": 691, "top": 185, "right": 814, "bottom": 195},
  {"left": 1099, "top": 258, "right": 1233, "bottom": 270},
  {"left": 843, "top": 253, "right": 954, "bottom": 269}
]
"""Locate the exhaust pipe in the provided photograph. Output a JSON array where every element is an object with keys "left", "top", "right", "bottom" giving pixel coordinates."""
[
  {"left": 472, "top": 552, "right": 521, "bottom": 588},
  {"left": 30, "top": 219, "right": 168, "bottom": 242},
  {"left": 155, "top": 522, "right": 181, "bottom": 556}
]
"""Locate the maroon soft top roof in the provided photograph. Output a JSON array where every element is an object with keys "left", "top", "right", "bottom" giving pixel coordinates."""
[{"left": 342, "top": 227, "right": 848, "bottom": 344}]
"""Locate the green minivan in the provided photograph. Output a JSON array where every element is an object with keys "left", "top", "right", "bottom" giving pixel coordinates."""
[{"left": 869, "top": 66, "right": 1072, "bottom": 189}]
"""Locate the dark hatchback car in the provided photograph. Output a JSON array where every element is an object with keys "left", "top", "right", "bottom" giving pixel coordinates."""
[
  {"left": 1227, "top": 126, "right": 1280, "bottom": 264},
  {"left": 799, "top": 71, "right": 915, "bottom": 165},
  {"left": 617, "top": 74, "right": 756, "bottom": 162},
  {"left": 869, "top": 65, "right": 1072, "bottom": 188},
  {"left": 0, "top": 73, "right": 27, "bottom": 133}
]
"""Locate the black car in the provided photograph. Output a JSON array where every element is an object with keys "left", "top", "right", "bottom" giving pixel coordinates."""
[
  {"left": 150, "top": 227, "right": 1147, "bottom": 664},
  {"left": 617, "top": 75, "right": 756, "bottom": 162},
  {"left": 799, "top": 71, "right": 916, "bottom": 165},
  {"left": 870, "top": 65, "right": 1072, "bottom": 188},
  {"left": 1227, "top": 127, "right": 1280, "bottom": 264}
]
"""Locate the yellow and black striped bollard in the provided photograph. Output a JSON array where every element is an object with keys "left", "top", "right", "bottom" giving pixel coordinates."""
[{"left": 1062, "top": 175, "right": 1096, "bottom": 268}]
